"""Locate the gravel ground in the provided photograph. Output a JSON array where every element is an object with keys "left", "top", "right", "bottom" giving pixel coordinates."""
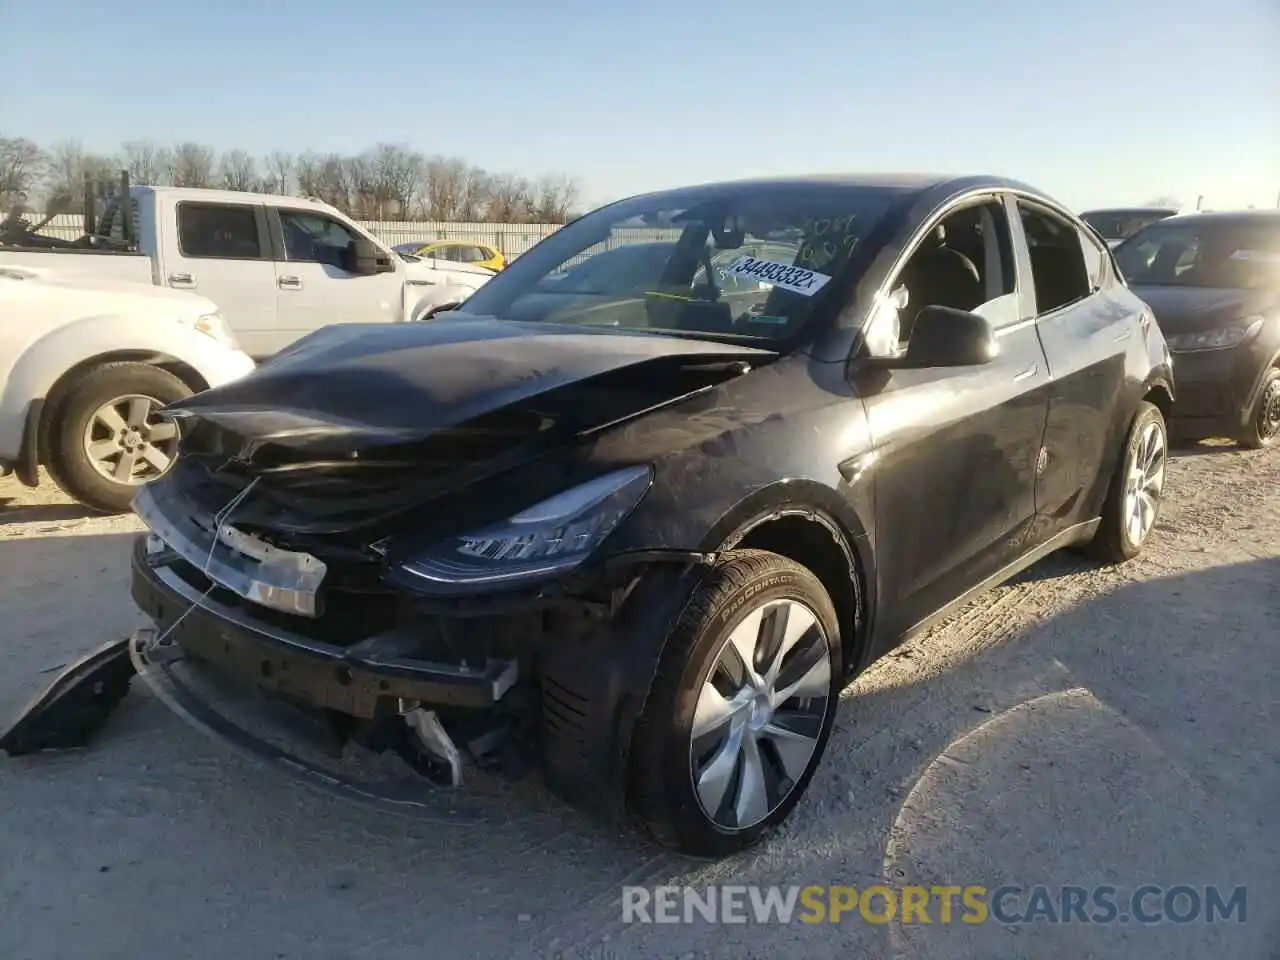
[{"left": 1, "top": 444, "right": 1277, "bottom": 960}]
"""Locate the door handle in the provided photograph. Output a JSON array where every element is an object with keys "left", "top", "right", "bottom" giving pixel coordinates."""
[
  {"left": 1012, "top": 363, "right": 1038, "bottom": 383},
  {"left": 278, "top": 275, "right": 302, "bottom": 290},
  {"left": 1112, "top": 328, "right": 1133, "bottom": 342},
  {"left": 168, "top": 272, "right": 195, "bottom": 289}
]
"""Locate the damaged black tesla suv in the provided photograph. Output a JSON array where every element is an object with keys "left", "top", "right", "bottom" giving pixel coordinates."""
[{"left": 122, "top": 174, "right": 1174, "bottom": 856}]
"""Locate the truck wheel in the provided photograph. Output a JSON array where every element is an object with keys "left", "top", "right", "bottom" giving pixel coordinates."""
[
  {"left": 1088, "top": 401, "right": 1168, "bottom": 564},
  {"left": 627, "top": 549, "right": 842, "bottom": 857},
  {"left": 48, "top": 362, "right": 192, "bottom": 514},
  {"left": 1239, "top": 366, "right": 1280, "bottom": 450}
]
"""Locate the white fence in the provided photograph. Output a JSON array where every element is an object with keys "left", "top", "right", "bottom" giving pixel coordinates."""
[{"left": 32, "top": 213, "right": 566, "bottom": 258}]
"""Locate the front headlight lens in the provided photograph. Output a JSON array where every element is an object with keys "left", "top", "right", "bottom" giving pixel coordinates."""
[
  {"left": 1166, "top": 315, "right": 1264, "bottom": 352},
  {"left": 395, "top": 465, "right": 652, "bottom": 593}
]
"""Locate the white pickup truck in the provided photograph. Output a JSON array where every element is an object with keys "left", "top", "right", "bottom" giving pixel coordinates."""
[
  {"left": 1, "top": 265, "right": 255, "bottom": 512},
  {"left": 0, "top": 185, "right": 495, "bottom": 357}
]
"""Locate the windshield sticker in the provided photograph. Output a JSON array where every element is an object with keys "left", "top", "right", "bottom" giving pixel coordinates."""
[
  {"left": 724, "top": 257, "right": 831, "bottom": 297},
  {"left": 1230, "top": 249, "right": 1280, "bottom": 263}
]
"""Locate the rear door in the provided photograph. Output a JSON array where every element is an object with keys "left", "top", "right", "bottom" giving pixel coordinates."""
[
  {"left": 1011, "top": 197, "right": 1140, "bottom": 542},
  {"left": 269, "top": 207, "right": 402, "bottom": 354},
  {"left": 162, "top": 199, "right": 278, "bottom": 356}
]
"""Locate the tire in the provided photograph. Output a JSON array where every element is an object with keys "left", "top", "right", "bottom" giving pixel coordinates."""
[
  {"left": 1088, "top": 401, "right": 1168, "bottom": 564},
  {"left": 47, "top": 362, "right": 193, "bottom": 514},
  {"left": 627, "top": 549, "right": 843, "bottom": 857},
  {"left": 1238, "top": 366, "right": 1280, "bottom": 450}
]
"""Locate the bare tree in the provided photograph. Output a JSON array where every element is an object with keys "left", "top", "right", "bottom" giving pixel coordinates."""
[
  {"left": 11, "top": 132, "right": 584, "bottom": 223},
  {"left": 264, "top": 150, "right": 294, "bottom": 195},
  {"left": 0, "top": 136, "right": 46, "bottom": 210},
  {"left": 218, "top": 149, "right": 258, "bottom": 191},
  {"left": 485, "top": 173, "right": 535, "bottom": 223},
  {"left": 166, "top": 142, "right": 216, "bottom": 188},
  {"left": 43, "top": 140, "right": 120, "bottom": 212},
  {"left": 1144, "top": 195, "right": 1183, "bottom": 209},
  {"left": 530, "top": 174, "right": 581, "bottom": 223},
  {"left": 122, "top": 139, "right": 166, "bottom": 185}
]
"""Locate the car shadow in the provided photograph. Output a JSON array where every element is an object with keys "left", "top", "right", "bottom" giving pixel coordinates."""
[
  {"left": 0, "top": 498, "right": 101, "bottom": 525},
  {"left": 0, "top": 533, "right": 1275, "bottom": 960}
]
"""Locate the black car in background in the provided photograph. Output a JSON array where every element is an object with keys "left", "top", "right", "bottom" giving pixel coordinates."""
[
  {"left": 120, "top": 174, "right": 1174, "bottom": 856},
  {"left": 1115, "top": 211, "right": 1280, "bottom": 448},
  {"left": 1082, "top": 206, "right": 1179, "bottom": 246}
]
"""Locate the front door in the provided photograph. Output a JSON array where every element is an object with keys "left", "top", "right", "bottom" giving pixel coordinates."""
[
  {"left": 854, "top": 195, "right": 1051, "bottom": 642},
  {"left": 270, "top": 208, "right": 403, "bottom": 355},
  {"left": 164, "top": 200, "right": 279, "bottom": 357}
]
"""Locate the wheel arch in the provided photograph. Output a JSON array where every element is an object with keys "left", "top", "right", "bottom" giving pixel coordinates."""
[
  {"left": 703, "top": 481, "right": 875, "bottom": 675},
  {"left": 36, "top": 351, "right": 208, "bottom": 466}
]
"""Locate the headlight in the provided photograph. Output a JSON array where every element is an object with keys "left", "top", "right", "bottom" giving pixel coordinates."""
[
  {"left": 193, "top": 311, "right": 238, "bottom": 347},
  {"left": 394, "top": 465, "right": 653, "bottom": 593},
  {"left": 1166, "top": 315, "right": 1264, "bottom": 352}
]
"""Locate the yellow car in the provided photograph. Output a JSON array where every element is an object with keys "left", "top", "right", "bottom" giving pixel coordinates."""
[{"left": 392, "top": 240, "right": 507, "bottom": 272}]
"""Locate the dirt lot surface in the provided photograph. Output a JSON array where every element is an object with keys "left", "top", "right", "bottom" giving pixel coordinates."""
[{"left": 1, "top": 446, "right": 1277, "bottom": 960}]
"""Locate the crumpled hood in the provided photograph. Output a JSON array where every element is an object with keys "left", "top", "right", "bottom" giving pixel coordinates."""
[
  {"left": 1132, "top": 284, "right": 1278, "bottom": 334},
  {"left": 166, "top": 317, "right": 774, "bottom": 450}
]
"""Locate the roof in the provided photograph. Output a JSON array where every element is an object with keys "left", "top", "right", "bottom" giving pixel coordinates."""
[
  {"left": 1159, "top": 209, "right": 1280, "bottom": 227},
  {"left": 1080, "top": 206, "right": 1180, "bottom": 216},
  {"left": 130, "top": 184, "right": 337, "bottom": 212}
]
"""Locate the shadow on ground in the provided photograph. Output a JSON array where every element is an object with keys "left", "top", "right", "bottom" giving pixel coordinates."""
[{"left": 0, "top": 533, "right": 1275, "bottom": 960}]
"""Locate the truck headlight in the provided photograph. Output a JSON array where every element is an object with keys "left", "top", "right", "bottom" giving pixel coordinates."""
[
  {"left": 193, "top": 311, "right": 237, "bottom": 347},
  {"left": 394, "top": 465, "right": 652, "bottom": 593},
  {"left": 1166, "top": 316, "right": 1264, "bottom": 352}
]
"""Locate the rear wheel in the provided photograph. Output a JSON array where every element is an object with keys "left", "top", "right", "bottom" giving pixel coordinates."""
[
  {"left": 627, "top": 549, "right": 842, "bottom": 857},
  {"left": 1088, "top": 401, "right": 1168, "bottom": 564},
  {"left": 1239, "top": 366, "right": 1280, "bottom": 450},
  {"left": 47, "top": 362, "right": 191, "bottom": 514}
]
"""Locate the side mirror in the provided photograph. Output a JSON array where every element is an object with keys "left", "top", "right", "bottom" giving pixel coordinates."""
[
  {"left": 344, "top": 237, "right": 396, "bottom": 275},
  {"left": 900, "top": 305, "right": 999, "bottom": 368},
  {"left": 864, "top": 304, "right": 999, "bottom": 369}
]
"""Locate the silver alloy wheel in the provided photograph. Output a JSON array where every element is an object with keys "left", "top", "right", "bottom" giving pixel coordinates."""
[
  {"left": 1123, "top": 420, "right": 1166, "bottom": 546},
  {"left": 690, "top": 598, "right": 832, "bottom": 831},
  {"left": 1258, "top": 378, "right": 1280, "bottom": 441},
  {"left": 81, "top": 394, "right": 179, "bottom": 485}
]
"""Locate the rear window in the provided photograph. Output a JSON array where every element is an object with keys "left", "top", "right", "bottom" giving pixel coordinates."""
[{"left": 177, "top": 203, "right": 263, "bottom": 260}]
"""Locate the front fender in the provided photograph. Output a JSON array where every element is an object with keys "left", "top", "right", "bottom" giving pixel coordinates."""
[
  {"left": 0, "top": 314, "right": 253, "bottom": 460},
  {"left": 407, "top": 282, "right": 481, "bottom": 322}
]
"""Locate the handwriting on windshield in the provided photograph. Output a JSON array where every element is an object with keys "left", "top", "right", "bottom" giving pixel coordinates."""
[{"left": 796, "top": 215, "right": 860, "bottom": 270}]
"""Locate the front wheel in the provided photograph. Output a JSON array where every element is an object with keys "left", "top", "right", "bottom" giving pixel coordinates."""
[
  {"left": 1239, "top": 366, "right": 1280, "bottom": 450},
  {"left": 47, "top": 362, "right": 192, "bottom": 514},
  {"left": 1088, "top": 401, "right": 1168, "bottom": 564},
  {"left": 627, "top": 549, "right": 842, "bottom": 857}
]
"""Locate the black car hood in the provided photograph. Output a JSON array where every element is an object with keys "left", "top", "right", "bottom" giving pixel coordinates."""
[
  {"left": 1131, "top": 284, "right": 1278, "bottom": 334},
  {"left": 168, "top": 317, "right": 775, "bottom": 451}
]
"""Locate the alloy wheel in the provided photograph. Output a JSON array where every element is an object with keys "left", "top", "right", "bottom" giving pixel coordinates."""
[
  {"left": 1257, "top": 378, "right": 1280, "bottom": 442},
  {"left": 690, "top": 598, "right": 832, "bottom": 831},
  {"left": 1123, "top": 420, "right": 1166, "bottom": 546},
  {"left": 81, "top": 394, "right": 179, "bottom": 485}
]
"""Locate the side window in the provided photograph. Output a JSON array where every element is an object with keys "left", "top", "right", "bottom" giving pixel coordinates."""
[
  {"left": 440, "top": 245, "right": 462, "bottom": 261},
  {"left": 177, "top": 203, "right": 263, "bottom": 260},
  {"left": 1078, "top": 227, "right": 1110, "bottom": 291},
  {"left": 1017, "top": 203, "right": 1092, "bottom": 315},
  {"left": 278, "top": 210, "right": 357, "bottom": 269},
  {"left": 893, "top": 199, "right": 1019, "bottom": 343}
]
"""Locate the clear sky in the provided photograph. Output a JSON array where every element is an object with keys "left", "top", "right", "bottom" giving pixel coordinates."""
[{"left": 3, "top": 0, "right": 1277, "bottom": 212}]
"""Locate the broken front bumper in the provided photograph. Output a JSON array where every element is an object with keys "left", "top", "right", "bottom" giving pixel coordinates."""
[{"left": 130, "top": 535, "right": 518, "bottom": 718}]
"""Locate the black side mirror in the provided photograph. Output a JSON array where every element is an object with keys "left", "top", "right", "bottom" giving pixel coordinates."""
[
  {"left": 902, "top": 305, "right": 999, "bottom": 367},
  {"left": 344, "top": 237, "right": 396, "bottom": 275},
  {"left": 867, "top": 305, "right": 999, "bottom": 369}
]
